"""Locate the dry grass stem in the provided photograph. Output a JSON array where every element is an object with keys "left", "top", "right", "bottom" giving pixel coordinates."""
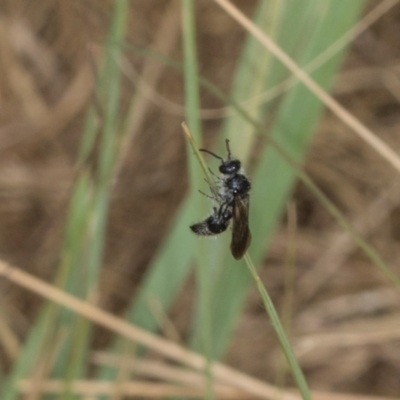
[
  {"left": 0, "top": 258, "right": 395, "bottom": 400},
  {"left": 18, "top": 379, "right": 250, "bottom": 399},
  {"left": 299, "top": 180, "right": 400, "bottom": 301},
  {"left": 114, "top": 0, "right": 181, "bottom": 178},
  {"left": 123, "top": 0, "right": 398, "bottom": 121},
  {"left": 213, "top": 0, "right": 400, "bottom": 174},
  {"left": 92, "top": 353, "right": 243, "bottom": 393},
  {"left": 296, "top": 313, "right": 400, "bottom": 354}
]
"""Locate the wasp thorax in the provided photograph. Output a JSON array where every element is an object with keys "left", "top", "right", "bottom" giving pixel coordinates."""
[
  {"left": 219, "top": 159, "right": 241, "bottom": 175},
  {"left": 226, "top": 174, "right": 251, "bottom": 196}
]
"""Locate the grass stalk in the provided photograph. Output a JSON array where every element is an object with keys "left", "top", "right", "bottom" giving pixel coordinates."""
[
  {"left": 244, "top": 253, "right": 310, "bottom": 400},
  {"left": 181, "top": 1, "right": 214, "bottom": 398}
]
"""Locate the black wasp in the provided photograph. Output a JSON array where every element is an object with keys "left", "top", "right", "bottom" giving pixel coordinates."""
[{"left": 190, "top": 140, "right": 251, "bottom": 260}]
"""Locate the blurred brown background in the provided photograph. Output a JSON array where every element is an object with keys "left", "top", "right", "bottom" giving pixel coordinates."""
[{"left": 1, "top": 0, "right": 400, "bottom": 397}]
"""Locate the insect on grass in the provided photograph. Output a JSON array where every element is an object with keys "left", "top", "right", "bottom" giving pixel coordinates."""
[{"left": 190, "top": 140, "right": 251, "bottom": 260}]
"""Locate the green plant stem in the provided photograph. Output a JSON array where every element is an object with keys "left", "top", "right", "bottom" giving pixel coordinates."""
[
  {"left": 181, "top": 1, "right": 214, "bottom": 398},
  {"left": 244, "top": 253, "right": 310, "bottom": 400}
]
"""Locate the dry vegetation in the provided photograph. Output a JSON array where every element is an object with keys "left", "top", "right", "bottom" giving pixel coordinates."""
[{"left": 0, "top": 0, "right": 400, "bottom": 398}]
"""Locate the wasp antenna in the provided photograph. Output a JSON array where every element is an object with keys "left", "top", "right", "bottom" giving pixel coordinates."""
[
  {"left": 199, "top": 148, "right": 224, "bottom": 162},
  {"left": 225, "top": 139, "right": 232, "bottom": 159}
]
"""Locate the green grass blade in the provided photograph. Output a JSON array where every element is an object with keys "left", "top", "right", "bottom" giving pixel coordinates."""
[
  {"left": 1, "top": 1, "right": 129, "bottom": 399},
  {"left": 207, "top": 0, "right": 367, "bottom": 359},
  {"left": 52, "top": 1, "right": 130, "bottom": 391},
  {"left": 181, "top": 3, "right": 215, "bottom": 398},
  {"left": 244, "top": 253, "right": 310, "bottom": 400}
]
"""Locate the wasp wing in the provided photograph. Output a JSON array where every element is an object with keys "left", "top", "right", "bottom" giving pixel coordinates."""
[{"left": 230, "top": 195, "right": 251, "bottom": 260}]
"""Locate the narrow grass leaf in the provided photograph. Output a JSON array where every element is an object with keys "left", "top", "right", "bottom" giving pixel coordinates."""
[
  {"left": 2, "top": 1, "right": 129, "bottom": 399},
  {"left": 208, "top": 0, "right": 367, "bottom": 359}
]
